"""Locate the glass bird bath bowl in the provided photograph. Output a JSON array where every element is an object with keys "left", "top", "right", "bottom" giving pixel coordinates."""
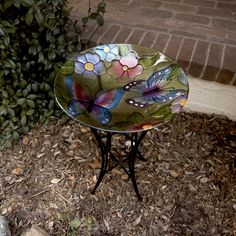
[{"left": 54, "top": 44, "right": 189, "bottom": 200}]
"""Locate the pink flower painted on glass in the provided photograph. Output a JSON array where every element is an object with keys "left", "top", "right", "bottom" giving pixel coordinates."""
[{"left": 107, "top": 52, "right": 143, "bottom": 79}]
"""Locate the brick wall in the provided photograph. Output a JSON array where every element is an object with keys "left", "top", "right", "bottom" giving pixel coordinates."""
[{"left": 69, "top": 0, "right": 236, "bottom": 86}]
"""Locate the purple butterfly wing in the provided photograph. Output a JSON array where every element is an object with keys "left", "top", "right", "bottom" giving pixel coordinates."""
[
  {"left": 146, "top": 66, "right": 185, "bottom": 103},
  {"left": 151, "top": 90, "right": 185, "bottom": 103},
  {"left": 124, "top": 80, "right": 153, "bottom": 107},
  {"left": 67, "top": 99, "right": 87, "bottom": 117},
  {"left": 125, "top": 65, "right": 184, "bottom": 107},
  {"left": 91, "top": 88, "right": 124, "bottom": 125},
  {"left": 91, "top": 104, "right": 112, "bottom": 125},
  {"left": 65, "top": 75, "right": 89, "bottom": 116},
  {"left": 147, "top": 65, "right": 173, "bottom": 89}
]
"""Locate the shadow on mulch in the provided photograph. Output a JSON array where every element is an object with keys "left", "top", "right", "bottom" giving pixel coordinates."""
[{"left": 0, "top": 112, "right": 236, "bottom": 236}]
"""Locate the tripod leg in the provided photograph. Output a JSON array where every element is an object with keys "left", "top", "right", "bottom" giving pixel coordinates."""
[
  {"left": 125, "top": 131, "right": 148, "bottom": 162},
  {"left": 128, "top": 133, "right": 142, "bottom": 201},
  {"left": 90, "top": 129, "right": 111, "bottom": 194}
]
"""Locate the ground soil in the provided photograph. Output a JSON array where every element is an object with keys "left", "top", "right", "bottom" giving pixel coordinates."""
[{"left": 0, "top": 112, "right": 236, "bottom": 236}]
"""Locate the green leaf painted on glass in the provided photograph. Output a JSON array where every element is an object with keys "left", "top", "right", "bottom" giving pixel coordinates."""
[
  {"left": 127, "top": 112, "right": 144, "bottom": 123},
  {"left": 150, "top": 105, "right": 171, "bottom": 119},
  {"left": 163, "top": 112, "right": 174, "bottom": 121},
  {"left": 60, "top": 61, "right": 74, "bottom": 75},
  {"left": 118, "top": 44, "right": 132, "bottom": 57},
  {"left": 139, "top": 53, "right": 160, "bottom": 69}
]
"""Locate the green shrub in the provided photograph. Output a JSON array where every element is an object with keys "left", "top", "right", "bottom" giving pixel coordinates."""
[{"left": 0, "top": 0, "right": 106, "bottom": 149}]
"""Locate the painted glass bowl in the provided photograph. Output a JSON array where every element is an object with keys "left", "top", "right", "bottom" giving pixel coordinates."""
[{"left": 54, "top": 44, "right": 189, "bottom": 132}]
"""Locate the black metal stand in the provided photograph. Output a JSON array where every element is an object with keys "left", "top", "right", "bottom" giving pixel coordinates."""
[{"left": 90, "top": 128, "right": 148, "bottom": 201}]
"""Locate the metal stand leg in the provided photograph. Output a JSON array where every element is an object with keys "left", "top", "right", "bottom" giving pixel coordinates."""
[
  {"left": 90, "top": 128, "right": 148, "bottom": 200},
  {"left": 90, "top": 129, "right": 111, "bottom": 194}
]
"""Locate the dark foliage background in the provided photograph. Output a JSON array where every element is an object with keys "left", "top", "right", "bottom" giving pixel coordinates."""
[{"left": 0, "top": 0, "right": 106, "bottom": 149}]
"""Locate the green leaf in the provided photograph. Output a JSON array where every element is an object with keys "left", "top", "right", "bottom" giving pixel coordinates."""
[
  {"left": 96, "top": 14, "right": 104, "bottom": 26},
  {"left": 82, "top": 17, "right": 88, "bottom": 25},
  {"left": 84, "top": 216, "right": 92, "bottom": 231},
  {"left": 69, "top": 218, "right": 81, "bottom": 229},
  {"left": 150, "top": 105, "right": 171, "bottom": 119},
  {"left": 27, "top": 100, "right": 35, "bottom": 108},
  {"left": 127, "top": 112, "right": 144, "bottom": 123},
  {"left": 0, "top": 27, "right": 5, "bottom": 36},
  {"left": 3, "top": 36, "right": 10, "bottom": 46},
  {"left": 139, "top": 53, "right": 160, "bottom": 69},
  {"left": 21, "top": 0, "right": 33, "bottom": 7},
  {"left": 26, "top": 109, "right": 35, "bottom": 116},
  {"left": 52, "top": 0, "right": 59, "bottom": 6},
  {"left": 7, "top": 108, "right": 15, "bottom": 117},
  {"left": 25, "top": 9, "right": 33, "bottom": 26},
  {"left": 4, "top": 0, "right": 13, "bottom": 9},
  {"left": 97, "top": 1, "right": 106, "bottom": 13},
  {"left": 38, "top": 52, "right": 44, "bottom": 63},
  {"left": 60, "top": 61, "right": 74, "bottom": 75},
  {"left": 3, "top": 141, "right": 12, "bottom": 149},
  {"left": 0, "top": 107, "right": 7, "bottom": 115},
  {"left": 13, "top": 131, "right": 20, "bottom": 140},
  {"left": 21, "top": 115, "right": 27, "bottom": 126},
  {"left": 48, "top": 50, "right": 56, "bottom": 60},
  {"left": 35, "top": 9, "right": 44, "bottom": 25},
  {"left": 27, "top": 94, "right": 37, "bottom": 99},
  {"left": 17, "top": 98, "right": 26, "bottom": 105},
  {"left": 2, "top": 90, "right": 9, "bottom": 98},
  {"left": 13, "top": 0, "right": 20, "bottom": 8},
  {"left": 89, "top": 13, "right": 97, "bottom": 19}
]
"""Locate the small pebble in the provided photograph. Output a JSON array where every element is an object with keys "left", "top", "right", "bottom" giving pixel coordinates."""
[
  {"left": 188, "top": 183, "right": 197, "bottom": 192},
  {"left": 200, "top": 177, "right": 209, "bottom": 183},
  {"left": 170, "top": 170, "right": 179, "bottom": 178},
  {"left": 66, "top": 151, "right": 74, "bottom": 157},
  {"left": 233, "top": 204, "right": 236, "bottom": 211}
]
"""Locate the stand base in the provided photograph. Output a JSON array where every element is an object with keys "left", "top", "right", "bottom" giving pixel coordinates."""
[{"left": 90, "top": 128, "right": 148, "bottom": 201}]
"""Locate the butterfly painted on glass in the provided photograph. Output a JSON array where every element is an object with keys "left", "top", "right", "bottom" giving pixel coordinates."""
[
  {"left": 124, "top": 65, "right": 185, "bottom": 108},
  {"left": 65, "top": 75, "right": 124, "bottom": 125}
]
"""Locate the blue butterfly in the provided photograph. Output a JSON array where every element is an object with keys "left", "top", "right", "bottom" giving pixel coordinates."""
[
  {"left": 65, "top": 75, "right": 124, "bottom": 125},
  {"left": 124, "top": 65, "right": 185, "bottom": 108}
]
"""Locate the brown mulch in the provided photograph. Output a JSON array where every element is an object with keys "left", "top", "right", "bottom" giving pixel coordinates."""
[{"left": 0, "top": 112, "right": 236, "bottom": 236}]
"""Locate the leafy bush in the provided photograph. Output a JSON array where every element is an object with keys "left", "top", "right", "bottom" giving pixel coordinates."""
[{"left": 0, "top": 0, "right": 106, "bottom": 149}]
